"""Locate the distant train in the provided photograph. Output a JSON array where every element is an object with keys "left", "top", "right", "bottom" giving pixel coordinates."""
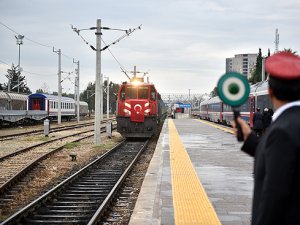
[
  {"left": 199, "top": 81, "right": 272, "bottom": 127},
  {"left": 116, "top": 77, "right": 167, "bottom": 138},
  {"left": 28, "top": 93, "right": 88, "bottom": 120},
  {"left": 0, "top": 91, "right": 88, "bottom": 127}
]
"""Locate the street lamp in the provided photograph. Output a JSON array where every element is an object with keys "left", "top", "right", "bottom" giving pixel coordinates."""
[{"left": 15, "top": 34, "right": 24, "bottom": 93}]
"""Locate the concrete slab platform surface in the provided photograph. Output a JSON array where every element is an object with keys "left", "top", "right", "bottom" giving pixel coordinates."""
[{"left": 129, "top": 119, "right": 254, "bottom": 225}]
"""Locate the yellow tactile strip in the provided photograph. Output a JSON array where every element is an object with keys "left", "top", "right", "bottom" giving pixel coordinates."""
[
  {"left": 196, "top": 119, "right": 235, "bottom": 134},
  {"left": 168, "top": 119, "right": 221, "bottom": 225}
]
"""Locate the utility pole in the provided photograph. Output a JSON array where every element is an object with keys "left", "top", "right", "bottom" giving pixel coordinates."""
[
  {"left": 53, "top": 48, "right": 62, "bottom": 125},
  {"left": 15, "top": 35, "right": 24, "bottom": 93},
  {"left": 71, "top": 19, "right": 142, "bottom": 144},
  {"left": 275, "top": 28, "right": 279, "bottom": 53},
  {"left": 94, "top": 19, "right": 102, "bottom": 145},
  {"left": 105, "top": 76, "right": 109, "bottom": 119},
  {"left": 73, "top": 59, "right": 80, "bottom": 122}
]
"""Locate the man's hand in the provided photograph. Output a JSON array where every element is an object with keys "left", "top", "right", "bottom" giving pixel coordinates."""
[{"left": 232, "top": 117, "right": 252, "bottom": 141}]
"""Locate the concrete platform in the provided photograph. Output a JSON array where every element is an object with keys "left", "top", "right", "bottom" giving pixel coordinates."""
[{"left": 129, "top": 118, "right": 254, "bottom": 225}]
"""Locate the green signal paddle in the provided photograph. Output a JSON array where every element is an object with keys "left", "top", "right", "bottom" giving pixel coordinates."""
[{"left": 217, "top": 72, "right": 250, "bottom": 141}]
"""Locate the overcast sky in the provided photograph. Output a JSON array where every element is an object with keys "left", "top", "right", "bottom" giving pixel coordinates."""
[{"left": 1, "top": 0, "right": 300, "bottom": 95}]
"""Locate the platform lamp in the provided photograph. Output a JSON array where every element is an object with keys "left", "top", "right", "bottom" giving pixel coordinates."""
[{"left": 15, "top": 34, "right": 24, "bottom": 93}]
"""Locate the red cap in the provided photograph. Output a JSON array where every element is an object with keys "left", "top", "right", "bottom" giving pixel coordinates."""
[{"left": 265, "top": 52, "right": 300, "bottom": 80}]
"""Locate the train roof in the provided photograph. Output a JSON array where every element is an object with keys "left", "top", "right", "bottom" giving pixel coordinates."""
[
  {"left": 250, "top": 80, "right": 269, "bottom": 95},
  {"left": 200, "top": 96, "right": 221, "bottom": 105},
  {"left": 0, "top": 91, "right": 28, "bottom": 101},
  {"left": 0, "top": 91, "right": 9, "bottom": 100},
  {"left": 79, "top": 101, "right": 88, "bottom": 106},
  {"left": 28, "top": 93, "right": 75, "bottom": 102},
  {"left": 121, "top": 81, "right": 154, "bottom": 86},
  {"left": 200, "top": 80, "right": 270, "bottom": 106}
]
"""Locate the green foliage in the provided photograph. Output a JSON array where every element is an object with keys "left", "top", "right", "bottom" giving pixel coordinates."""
[
  {"left": 64, "top": 142, "right": 80, "bottom": 149},
  {"left": 80, "top": 81, "right": 120, "bottom": 114},
  {"left": 249, "top": 48, "right": 297, "bottom": 84},
  {"left": 281, "top": 48, "right": 298, "bottom": 55},
  {"left": 62, "top": 93, "right": 74, "bottom": 98},
  {"left": 210, "top": 86, "right": 218, "bottom": 97},
  {"left": 3, "top": 64, "right": 31, "bottom": 93},
  {"left": 36, "top": 88, "right": 45, "bottom": 93},
  {"left": 50, "top": 91, "right": 74, "bottom": 98},
  {"left": 249, "top": 48, "right": 263, "bottom": 84}
]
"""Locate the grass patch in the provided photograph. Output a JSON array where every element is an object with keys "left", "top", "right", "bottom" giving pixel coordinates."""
[{"left": 64, "top": 142, "right": 80, "bottom": 149}]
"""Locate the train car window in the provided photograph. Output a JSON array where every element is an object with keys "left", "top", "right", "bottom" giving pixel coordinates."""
[
  {"left": 150, "top": 86, "right": 156, "bottom": 101},
  {"left": 208, "top": 103, "right": 220, "bottom": 112},
  {"left": 138, "top": 86, "right": 149, "bottom": 99},
  {"left": 223, "top": 104, "right": 232, "bottom": 112},
  {"left": 257, "top": 95, "right": 273, "bottom": 111},
  {"left": 125, "top": 86, "right": 137, "bottom": 99},
  {"left": 240, "top": 98, "right": 250, "bottom": 112}
]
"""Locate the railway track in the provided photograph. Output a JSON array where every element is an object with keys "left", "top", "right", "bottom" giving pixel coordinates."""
[
  {"left": 0, "top": 122, "right": 116, "bottom": 199},
  {"left": 1, "top": 139, "right": 148, "bottom": 225},
  {"left": 0, "top": 118, "right": 114, "bottom": 141}
]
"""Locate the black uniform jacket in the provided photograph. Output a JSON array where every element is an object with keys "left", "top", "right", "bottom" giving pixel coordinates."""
[
  {"left": 242, "top": 106, "right": 300, "bottom": 225},
  {"left": 253, "top": 112, "right": 263, "bottom": 130}
]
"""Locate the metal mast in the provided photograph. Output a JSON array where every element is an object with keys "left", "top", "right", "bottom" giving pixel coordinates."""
[
  {"left": 275, "top": 28, "right": 279, "bottom": 53},
  {"left": 94, "top": 19, "right": 102, "bottom": 145}
]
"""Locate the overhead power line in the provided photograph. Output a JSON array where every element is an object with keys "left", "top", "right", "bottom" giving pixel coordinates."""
[
  {"left": 71, "top": 24, "right": 142, "bottom": 52},
  {"left": 101, "top": 38, "right": 130, "bottom": 80},
  {"left": 0, "top": 20, "right": 75, "bottom": 60}
]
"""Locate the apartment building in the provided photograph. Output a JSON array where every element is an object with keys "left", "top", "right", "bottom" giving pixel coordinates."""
[{"left": 226, "top": 53, "right": 257, "bottom": 79}]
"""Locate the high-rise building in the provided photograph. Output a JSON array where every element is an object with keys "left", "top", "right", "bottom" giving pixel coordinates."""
[{"left": 226, "top": 53, "right": 257, "bottom": 79}]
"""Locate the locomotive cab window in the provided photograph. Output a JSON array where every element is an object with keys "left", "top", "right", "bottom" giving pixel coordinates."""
[
  {"left": 125, "top": 86, "right": 137, "bottom": 99},
  {"left": 150, "top": 86, "right": 156, "bottom": 101},
  {"left": 138, "top": 86, "right": 149, "bottom": 99},
  {"left": 120, "top": 86, "right": 126, "bottom": 101}
]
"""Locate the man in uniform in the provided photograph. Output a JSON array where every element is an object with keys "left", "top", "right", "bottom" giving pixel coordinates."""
[
  {"left": 253, "top": 107, "right": 263, "bottom": 137},
  {"left": 233, "top": 52, "right": 300, "bottom": 225}
]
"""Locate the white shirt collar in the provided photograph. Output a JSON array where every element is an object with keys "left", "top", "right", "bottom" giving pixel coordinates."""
[{"left": 272, "top": 100, "right": 300, "bottom": 122}]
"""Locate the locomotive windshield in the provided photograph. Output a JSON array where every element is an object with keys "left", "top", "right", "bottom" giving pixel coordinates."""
[
  {"left": 123, "top": 85, "right": 150, "bottom": 99},
  {"left": 125, "top": 86, "right": 137, "bottom": 99},
  {"left": 138, "top": 86, "right": 149, "bottom": 99}
]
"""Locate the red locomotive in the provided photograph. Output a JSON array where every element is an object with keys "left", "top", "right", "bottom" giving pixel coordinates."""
[{"left": 117, "top": 76, "right": 166, "bottom": 138}]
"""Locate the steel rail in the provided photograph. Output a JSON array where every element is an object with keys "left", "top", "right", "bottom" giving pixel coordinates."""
[
  {"left": 0, "top": 125, "right": 117, "bottom": 196},
  {"left": 0, "top": 118, "right": 115, "bottom": 140},
  {"left": 0, "top": 120, "right": 115, "bottom": 162},
  {"left": 1, "top": 139, "right": 148, "bottom": 225}
]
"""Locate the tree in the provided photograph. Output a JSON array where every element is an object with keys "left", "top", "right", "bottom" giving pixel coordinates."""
[
  {"left": 62, "top": 93, "right": 74, "bottom": 98},
  {"left": 249, "top": 48, "right": 263, "bottom": 84},
  {"left": 80, "top": 81, "right": 120, "bottom": 114},
  {"left": 103, "top": 80, "right": 120, "bottom": 114},
  {"left": 80, "top": 82, "right": 95, "bottom": 112},
  {"left": 36, "top": 88, "right": 45, "bottom": 93},
  {"left": 3, "top": 64, "right": 31, "bottom": 93},
  {"left": 210, "top": 86, "right": 218, "bottom": 98},
  {"left": 281, "top": 48, "right": 298, "bottom": 55}
]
